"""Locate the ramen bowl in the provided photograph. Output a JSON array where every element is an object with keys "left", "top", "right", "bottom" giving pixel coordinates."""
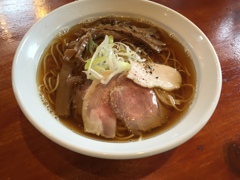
[{"left": 12, "top": 0, "right": 222, "bottom": 159}]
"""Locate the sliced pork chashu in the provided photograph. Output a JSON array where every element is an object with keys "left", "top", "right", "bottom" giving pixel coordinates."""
[
  {"left": 110, "top": 74, "right": 169, "bottom": 135},
  {"left": 82, "top": 77, "right": 118, "bottom": 138}
]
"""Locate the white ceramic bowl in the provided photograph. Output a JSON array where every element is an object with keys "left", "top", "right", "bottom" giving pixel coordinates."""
[{"left": 12, "top": 0, "right": 222, "bottom": 159}]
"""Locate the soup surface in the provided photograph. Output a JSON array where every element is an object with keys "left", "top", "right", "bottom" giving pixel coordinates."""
[{"left": 37, "top": 15, "right": 196, "bottom": 142}]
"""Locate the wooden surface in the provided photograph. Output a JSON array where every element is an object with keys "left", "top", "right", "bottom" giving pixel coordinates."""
[{"left": 1, "top": 0, "right": 240, "bottom": 179}]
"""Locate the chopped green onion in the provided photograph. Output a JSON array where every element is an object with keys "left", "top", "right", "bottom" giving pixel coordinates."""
[{"left": 84, "top": 35, "right": 146, "bottom": 84}]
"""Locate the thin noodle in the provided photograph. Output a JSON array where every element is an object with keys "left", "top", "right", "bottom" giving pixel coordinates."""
[
  {"left": 43, "top": 72, "right": 51, "bottom": 92},
  {"left": 168, "top": 95, "right": 185, "bottom": 111},
  {"left": 115, "top": 134, "right": 135, "bottom": 140},
  {"left": 47, "top": 93, "right": 55, "bottom": 105},
  {"left": 55, "top": 41, "right": 64, "bottom": 57},
  {"left": 43, "top": 53, "right": 51, "bottom": 75},
  {"left": 50, "top": 42, "right": 61, "bottom": 69},
  {"left": 50, "top": 70, "right": 57, "bottom": 76},
  {"left": 48, "top": 77, "right": 53, "bottom": 91}
]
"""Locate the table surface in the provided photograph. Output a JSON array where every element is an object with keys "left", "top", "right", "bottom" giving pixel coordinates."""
[{"left": 1, "top": 0, "right": 240, "bottom": 179}]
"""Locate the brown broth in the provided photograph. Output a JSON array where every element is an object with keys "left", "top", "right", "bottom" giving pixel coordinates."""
[{"left": 37, "top": 15, "right": 196, "bottom": 142}]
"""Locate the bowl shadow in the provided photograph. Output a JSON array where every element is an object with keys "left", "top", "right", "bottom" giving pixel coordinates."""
[
  {"left": 20, "top": 112, "right": 175, "bottom": 179},
  {"left": 223, "top": 140, "right": 240, "bottom": 177}
]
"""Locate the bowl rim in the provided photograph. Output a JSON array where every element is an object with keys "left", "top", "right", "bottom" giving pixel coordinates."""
[{"left": 12, "top": 0, "right": 222, "bottom": 159}]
